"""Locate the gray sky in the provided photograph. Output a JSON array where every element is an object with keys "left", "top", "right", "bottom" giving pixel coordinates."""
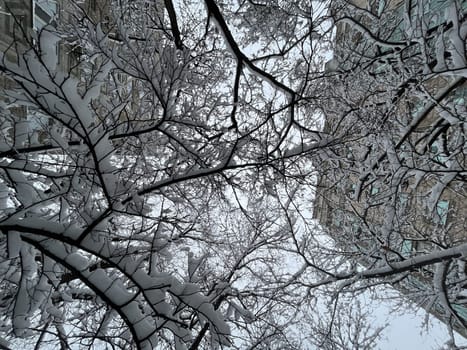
[{"left": 368, "top": 290, "right": 467, "bottom": 350}]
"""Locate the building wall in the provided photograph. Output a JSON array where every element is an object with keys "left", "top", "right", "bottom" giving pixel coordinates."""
[
  {"left": 0, "top": 0, "right": 115, "bottom": 146},
  {"left": 314, "top": 0, "right": 467, "bottom": 336}
]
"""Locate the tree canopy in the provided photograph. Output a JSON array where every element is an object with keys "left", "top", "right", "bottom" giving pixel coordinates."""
[{"left": 0, "top": 0, "right": 466, "bottom": 349}]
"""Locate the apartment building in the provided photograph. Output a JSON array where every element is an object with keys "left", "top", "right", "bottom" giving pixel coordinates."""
[
  {"left": 313, "top": 0, "right": 467, "bottom": 336},
  {"left": 1, "top": 0, "right": 167, "bottom": 150},
  {"left": 0, "top": 0, "right": 116, "bottom": 146},
  {"left": 1, "top": 0, "right": 33, "bottom": 146},
  {"left": 1, "top": 0, "right": 68, "bottom": 146}
]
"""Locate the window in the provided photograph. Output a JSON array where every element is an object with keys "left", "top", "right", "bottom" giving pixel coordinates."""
[
  {"left": 430, "top": 141, "right": 448, "bottom": 164},
  {"left": 68, "top": 45, "right": 83, "bottom": 69},
  {"left": 410, "top": 99, "right": 425, "bottom": 116},
  {"left": 332, "top": 209, "right": 343, "bottom": 228},
  {"left": 89, "top": 0, "right": 97, "bottom": 12},
  {"left": 373, "top": 61, "right": 390, "bottom": 74},
  {"left": 347, "top": 184, "right": 356, "bottom": 196},
  {"left": 400, "top": 144, "right": 414, "bottom": 166},
  {"left": 27, "top": 110, "right": 49, "bottom": 132},
  {"left": 391, "top": 0, "right": 451, "bottom": 36},
  {"left": 0, "top": 0, "right": 17, "bottom": 37},
  {"left": 401, "top": 239, "right": 413, "bottom": 257},
  {"left": 423, "top": 0, "right": 447, "bottom": 28},
  {"left": 452, "top": 304, "right": 467, "bottom": 322},
  {"left": 0, "top": 11, "right": 12, "bottom": 36},
  {"left": 350, "top": 221, "right": 361, "bottom": 236},
  {"left": 452, "top": 86, "right": 467, "bottom": 106},
  {"left": 462, "top": 0, "right": 467, "bottom": 12},
  {"left": 370, "top": 185, "right": 380, "bottom": 196},
  {"left": 388, "top": 4, "right": 405, "bottom": 41},
  {"left": 434, "top": 200, "right": 449, "bottom": 225},
  {"left": 398, "top": 193, "right": 409, "bottom": 212},
  {"left": 346, "top": 146, "right": 354, "bottom": 159},
  {"left": 33, "top": 0, "right": 57, "bottom": 30}
]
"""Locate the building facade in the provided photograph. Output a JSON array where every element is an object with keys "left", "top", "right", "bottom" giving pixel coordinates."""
[
  {"left": 314, "top": 0, "right": 467, "bottom": 337},
  {"left": 0, "top": 0, "right": 115, "bottom": 147}
]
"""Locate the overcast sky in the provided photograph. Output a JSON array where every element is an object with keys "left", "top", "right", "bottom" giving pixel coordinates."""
[{"left": 367, "top": 289, "right": 467, "bottom": 350}]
